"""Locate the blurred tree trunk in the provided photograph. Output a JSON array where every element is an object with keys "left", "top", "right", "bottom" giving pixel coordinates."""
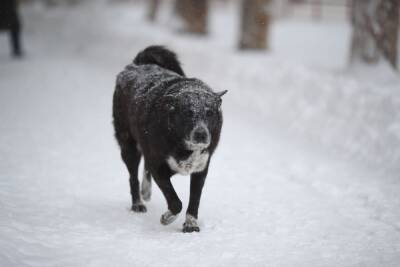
[
  {"left": 239, "top": 0, "right": 272, "bottom": 50},
  {"left": 311, "top": 0, "right": 322, "bottom": 20},
  {"left": 350, "top": 0, "right": 399, "bottom": 69},
  {"left": 45, "top": 0, "right": 80, "bottom": 6},
  {"left": 175, "top": 0, "right": 208, "bottom": 34},
  {"left": 147, "top": 0, "right": 160, "bottom": 22}
]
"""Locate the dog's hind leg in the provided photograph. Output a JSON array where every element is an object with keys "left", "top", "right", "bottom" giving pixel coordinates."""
[
  {"left": 141, "top": 162, "right": 152, "bottom": 201},
  {"left": 120, "top": 137, "right": 147, "bottom": 212}
]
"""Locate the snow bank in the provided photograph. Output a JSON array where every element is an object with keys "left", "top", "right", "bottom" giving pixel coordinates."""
[{"left": 224, "top": 57, "right": 400, "bottom": 174}]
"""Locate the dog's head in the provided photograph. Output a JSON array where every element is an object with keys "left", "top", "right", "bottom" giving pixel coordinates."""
[{"left": 160, "top": 85, "right": 227, "bottom": 151}]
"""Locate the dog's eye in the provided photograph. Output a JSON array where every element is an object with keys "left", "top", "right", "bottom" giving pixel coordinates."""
[
  {"left": 167, "top": 105, "right": 175, "bottom": 112},
  {"left": 185, "top": 109, "right": 194, "bottom": 117}
]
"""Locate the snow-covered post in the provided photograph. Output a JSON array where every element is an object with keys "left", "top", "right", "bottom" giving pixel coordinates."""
[
  {"left": 311, "top": 0, "right": 322, "bottom": 20},
  {"left": 239, "top": 0, "right": 272, "bottom": 50},
  {"left": 147, "top": 0, "right": 161, "bottom": 22},
  {"left": 350, "top": 0, "right": 399, "bottom": 69},
  {"left": 175, "top": 0, "right": 209, "bottom": 34}
]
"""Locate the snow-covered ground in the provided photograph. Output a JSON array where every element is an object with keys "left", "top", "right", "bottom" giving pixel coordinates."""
[{"left": 0, "top": 1, "right": 399, "bottom": 266}]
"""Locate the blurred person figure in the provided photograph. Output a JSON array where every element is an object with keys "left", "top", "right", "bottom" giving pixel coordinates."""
[{"left": 0, "top": 0, "right": 23, "bottom": 57}]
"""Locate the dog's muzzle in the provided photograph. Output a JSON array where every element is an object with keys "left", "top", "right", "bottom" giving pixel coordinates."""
[
  {"left": 193, "top": 127, "right": 208, "bottom": 144},
  {"left": 185, "top": 122, "right": 210, "bottom": 150}
]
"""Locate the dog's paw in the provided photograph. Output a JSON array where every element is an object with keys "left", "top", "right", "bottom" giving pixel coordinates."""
[
  {"left": 182, "top": 214, "right": 200, "bottom": 233},
  {"left": 141, "top": 188, "right": 151, "bottom": 202},
  {"left": 141, "top": 174, "right": 152, "bottom": 202},
  {"left": 131, "top": 202, "right": 147, "bottom": 213},
  {"left": 183, "top": 225, "right": 200, "bottom": 233},
  {"left": 160, "top": 210, "right": 178, "bottom": 225}
]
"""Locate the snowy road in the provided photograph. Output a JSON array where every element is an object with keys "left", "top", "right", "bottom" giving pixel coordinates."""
[{"left": 0, "top": 2, "right": 399, "bottom": 266}]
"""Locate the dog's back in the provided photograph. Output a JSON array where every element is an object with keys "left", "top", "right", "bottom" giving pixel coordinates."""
[{"left": 113, "top": 46, "right": 186, "bottom": 142}]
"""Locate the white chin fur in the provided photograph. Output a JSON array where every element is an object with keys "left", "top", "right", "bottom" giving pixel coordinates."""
[
  {"left": 185, "top": 140, "right": 210, "bottom": 151},
  {"left": 167, "top": 150, "right": 209, "bottom": 175}
]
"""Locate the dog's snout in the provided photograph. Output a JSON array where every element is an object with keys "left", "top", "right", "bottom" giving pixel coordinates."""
[{"left": 192, "top": 126, "right": 209, "bottom": 144}]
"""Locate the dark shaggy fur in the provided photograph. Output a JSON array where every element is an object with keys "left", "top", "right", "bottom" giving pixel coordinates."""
[{"left": 113, "top": 46, "right": 226, "bottom": 232}]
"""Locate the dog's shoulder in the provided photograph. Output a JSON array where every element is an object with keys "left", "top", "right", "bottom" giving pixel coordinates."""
[{"left": 117, "top": 63, "right": 182, "bottom": 96}]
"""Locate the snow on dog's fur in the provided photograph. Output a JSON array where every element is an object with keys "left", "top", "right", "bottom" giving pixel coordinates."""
[{"left": 113, "top": 46, "right": 226, "bottom": 233}]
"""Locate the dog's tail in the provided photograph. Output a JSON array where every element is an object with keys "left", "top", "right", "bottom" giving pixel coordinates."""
[{"left": 133, "top": 45, "right": 185, "bottom": 76}]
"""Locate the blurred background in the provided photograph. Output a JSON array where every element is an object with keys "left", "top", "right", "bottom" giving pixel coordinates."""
[{"left": 1, "top": 0, "right": 400, "bottom": 266}]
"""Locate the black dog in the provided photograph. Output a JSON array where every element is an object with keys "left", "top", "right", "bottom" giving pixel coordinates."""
[{"left": 113, "top": 46, "right": 226, "bottom": 232}]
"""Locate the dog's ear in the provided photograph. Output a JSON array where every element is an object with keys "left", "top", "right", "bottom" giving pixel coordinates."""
[
  {"left": 157, "top": 95, "right": 176, "bottom": 111},
  {"left": 216, "top": 90, "right": 228, "bottom": 98},
  {"left": 166, "top": 103, "right": 175, "bottom": 112},
  {"left": 215, "top": 90, "right": 227, "bottom": 109}
]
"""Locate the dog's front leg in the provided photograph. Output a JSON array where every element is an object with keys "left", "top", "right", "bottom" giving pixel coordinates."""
[
  {"left": 183, "top": 167, "right": 208, "bottom": 233},
  {"left": 152, "top": 165, "right": 182, "bottom": 225}
]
